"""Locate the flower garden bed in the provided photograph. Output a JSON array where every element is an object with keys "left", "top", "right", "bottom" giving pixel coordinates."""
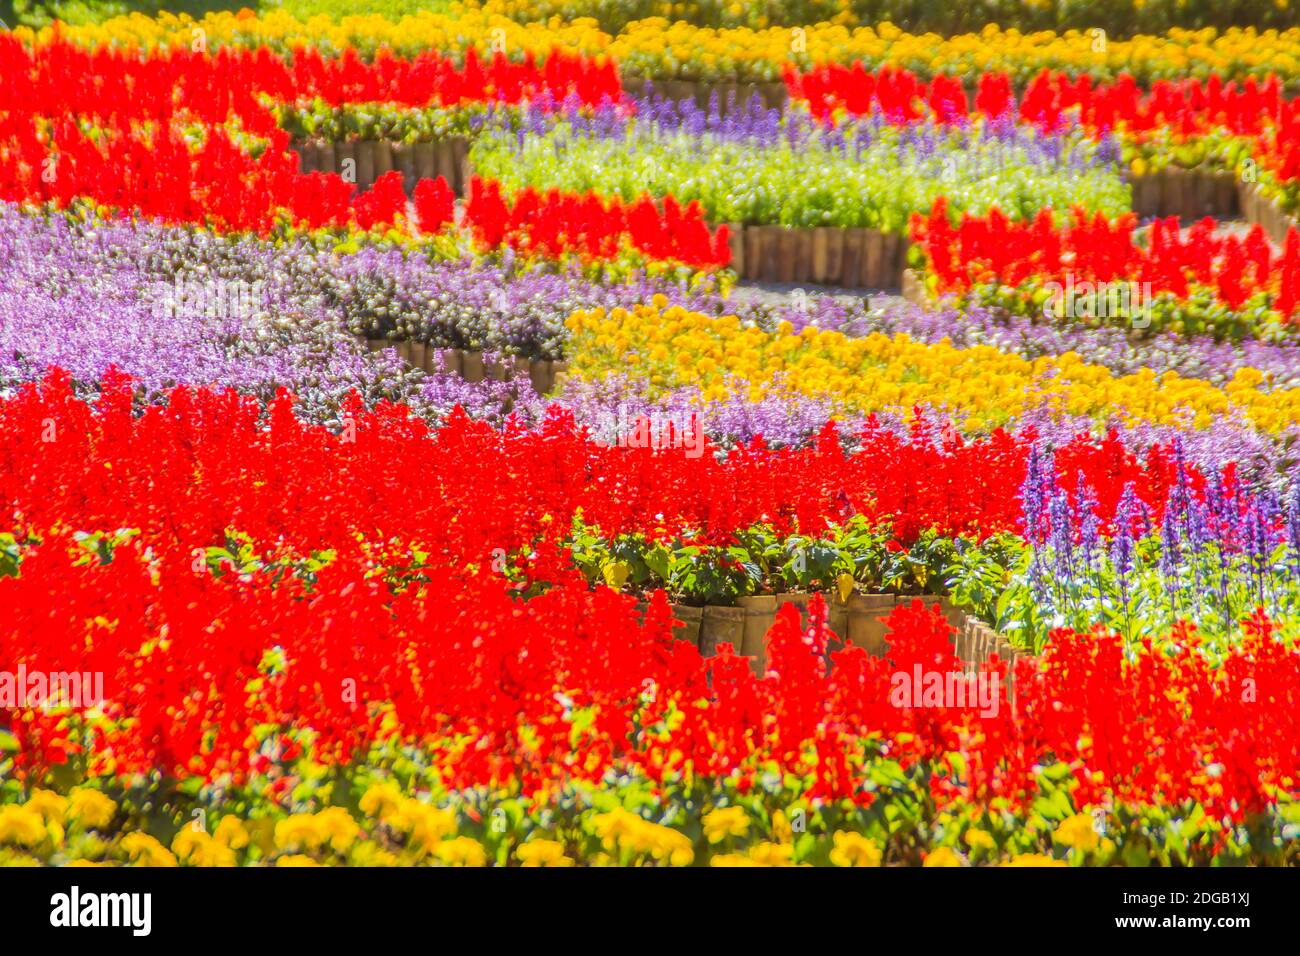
[{"left": 1, "top": 11, "right": 1299, "bottom": 874}]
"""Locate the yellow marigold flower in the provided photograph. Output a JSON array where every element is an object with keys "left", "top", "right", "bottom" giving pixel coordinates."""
[
  {"left": 276, "top": 854, "right": 321, "bottom": 867},
  {"left": 359, "top": 780, "right": 404, "bottom": 820},
  {"left": 710, "top": 852, "right": 759, "bottom": 866},
  {"left": 274, "top": 814, "right": 327, "bottom": 852},
  {"left": 172, "top": 828, "right": 238, "bottom": 867},
  {"left": 747, "top": 841, "right": 797, "bottom": 866},
  {"left": 590, "top": 806, "right": 642, "bottom": 849},
  {"left": 642, "top": 824, "right": 694, "bottom": 866},
  {"left": 770, "top": 809, "right": 793, "bottom": 844},
  {"left": 25, "top": 789, "right": 68, "bottom": 826},
  {"left": 349, "top": 843, "right": 401, "bottom": 866},
  {"left": 1054, "top": 813, "right": 1101, "bottom": 852},
  {"left": 702, "top": 806, "right": 749, "bottom": 843},
  {"left": 387, "top": 799, "right": 457, "bottom": 855},
  {"left": 67, "top": 789, "right": 117, "bottom": 830},
  {"left": 964, "top": 828, "right": 996, "bottom": 851},
  {"left": 0, "top": 806, "right": 47, "bottom": 848},
  {"left": 515, "top": 839, "right": 574, "bottom": 867},
  {"left": 435, "top": 836, "right": 488, "bottom": 867},
  {"left": 1002, "top": 853, "right": 1068, "bottom": 867},
  {"left": 315, "top": 807, "right": 361, "bottom": 854},
  {"left": 213, "top": 816, "right": 249, "bottom": 850},
  {"left": 829, "top": 831, "right": 883, "bottom": 867},
  {"left": 923, "top": 847, "right": 963, "bottom": 867},
  {"left": 120, "top": 832, "right": 179, "bottom": 867}
]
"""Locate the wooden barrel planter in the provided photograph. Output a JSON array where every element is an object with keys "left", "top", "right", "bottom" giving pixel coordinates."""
[
  {"left": 659, "top": 589, "right": 1034, "bottom": 699},
  {"left": 631, "top": 589, "right": 1036, "bottom": 700},
  {"left": 295, "top": 138, "right": 472, "bottom": 195}
]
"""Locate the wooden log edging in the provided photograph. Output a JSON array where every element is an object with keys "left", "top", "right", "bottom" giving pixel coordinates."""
[
  {"left": 900, "top": 267, "right": 926, "bottom": 306},
  {"left": 361, "top": 338, "right": 567, "bottom": 394},
  {"left": 1130, "top": 168, "right": 1240, "bottom": 220},
  {"left": 295, "top": 137, "right": 472, "bottom": 195},
  {"left": 1239, "top": 181, "right": 1300, "bottom": 244},
  {"left": 1130, "top": 168, "right": 1300, "bottom": 241},
  {"left": 721, "top": 221, "right": 910, "bottom": 289}
]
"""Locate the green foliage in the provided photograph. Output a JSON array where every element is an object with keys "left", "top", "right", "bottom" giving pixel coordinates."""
[
  {"left": 470, "top": 111, "right": 1130, "bottom": 231},
  {"left": 13, "top": 0, "right": 245, "bottom": 28}
]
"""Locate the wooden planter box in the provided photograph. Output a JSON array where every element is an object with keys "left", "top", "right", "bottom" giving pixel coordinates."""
[{"left": 295, "top": 138, "right": 472, "bottom": 195}]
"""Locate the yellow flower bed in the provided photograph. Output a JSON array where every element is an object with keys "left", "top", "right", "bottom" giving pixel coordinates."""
[
  {"left": 564, "top": 298, "right": 1300, "bottom": 432},
  {"left": 27, "top": 9, "right": 613, "bottom": 59},
  {"left": 32, "top": 12, "right": 1300, "bottom": 85},
  {"left": 612, "top": 20, "right": 1300, "bottom": 83}
]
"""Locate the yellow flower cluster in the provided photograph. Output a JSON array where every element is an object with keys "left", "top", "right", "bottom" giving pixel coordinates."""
[
  {"left": 0, "top": 804, "right": 52, "bottom": 848},
  {"left": 828, "top": 829, "right": 883, "bottom": 866},
  {"left": 711, "top": 840, "right": 801, "bottom": 865},
  {"left": 516, "top": 838, "right": 575, "bottom": 866},
  {"left": 701, "top": 805, "right": 750, "bottom": 842},
  {"left": 173, "top": 819, "right": 245, "bottom": 867},
  {"left": 0, "top": 783, "right": 1224, "bottom": 866},
  {"left": 0, "top": 787, "right": 117, "bottom": 854},
  {"left": 564, "top": 300, "right": 1300, "bottom": 433},
  {"left": 590, "top": 806, "right": 695, "bottom": 865},
  {"left": 1054, "top": 812, "right": 1102, "bottom": 851},
  {"left": 33, "top": 12, "right": 1300, "bottom": 85},
  {"left": 1000, "top": 852, "right": 1068, "bottom": 866},
  {"left": 273, "top": 806, "right": 361, "bottom": 854},
  {"left": 613, "top": 20, "right": 1300, "bottom": 83},
  {"left": 120, "top": 832, "right": 178, "bottom": 866},
  {"left": 359, "top": 779, "right": 462, "bottom": 860},
  {"left": 32, "top": 9, "right": 612, "bottom": 60}
]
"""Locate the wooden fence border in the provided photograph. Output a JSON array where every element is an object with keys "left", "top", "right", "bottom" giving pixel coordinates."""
[
  {"left": 295, "top": 137, "right": 472, "bottom": 196},
  {"left": 718, "top": 221, "right": 909, "bottom": 288}
]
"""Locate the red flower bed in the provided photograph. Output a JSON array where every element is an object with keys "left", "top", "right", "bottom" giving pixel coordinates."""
[
  {"left": 3, "top": 535, "right": 1296, "bottom": 823},
  {"left": 909, "top": 197, "right": 1300, "bottom": 317},
  {"left": 1, "top": 374, "right": 1292, "bottom": 822},
  {"left": 0, "top": 372, "right": 1220, "bottom": 560},
  {"left": 0, "top": 35, "right": 622, "bottom": 237},
  {"left": 788, "top": 65, "right": 1287, "bottom": 133},
  {"left": 786, "top": 64, "right": 1300, "bottom": 187},
  {"left": 464, "top": 176, "right": 730, "bottom": 268}
]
